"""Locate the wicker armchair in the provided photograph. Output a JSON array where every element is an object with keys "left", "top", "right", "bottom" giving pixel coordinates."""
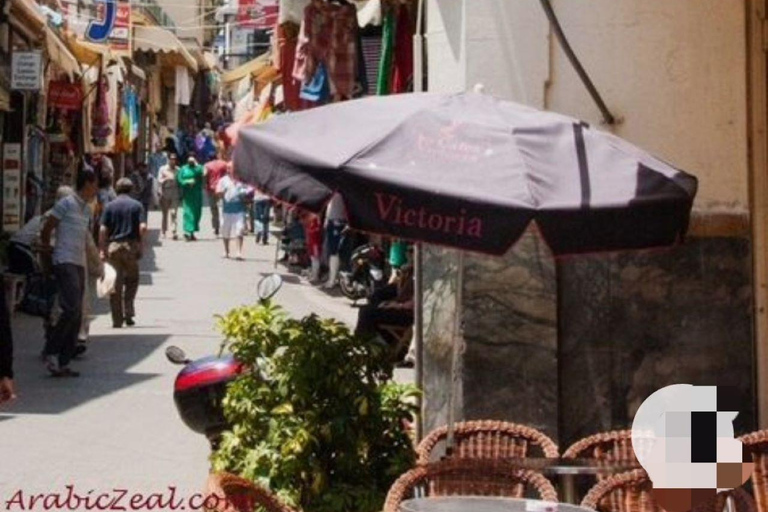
[
  {"left": 416, "top": 420, "right": 559, "bottom": 464},
  {"left": 383, "top": 458, "right": 558, "bottom": 512},
  {"left": 581, "top": 469, "right": 755, "bottom": 512},
  {"left": 563, "top": 430, "right": 637, "bottom": 465},
  {"left": 205, "top": 472, "right": 298, "bottom": 512},
  {"left": 741, "top": 430, "right": 768, "bottom": 512}
]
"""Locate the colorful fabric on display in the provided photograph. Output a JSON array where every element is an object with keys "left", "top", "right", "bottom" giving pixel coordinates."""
[
  {"left": 91, "top": 70, "right": 112, "bottom": 148},
  {"left": 130, "top": 89, "right": 140, "bottom": 142},
  {"left": 376, "top": 10, "right": 396, "bottom": 95},
  {"left": 116, "top": 87, "right": 139, "bottom": 152},
  {"left": 300, "top": 62, "right": 330, "bottom": 103},
  {"left": 392, "top": 5, "right": 414, "bottom": 94},
  {"left": 294, "top": 0, "right": 359, "bottom": 99}
]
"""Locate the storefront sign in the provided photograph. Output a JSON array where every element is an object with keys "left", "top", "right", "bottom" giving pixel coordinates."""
[
  {"left": 109, "top": 0, "right": 132, "bottom": 56},
  {"left": 237, "top": 0, "right": 278, "bottom": 30},
  {"left": 48, "top": 81, "right": 83, "bottom": 110},
  {"left": 87, "top": 0, "right": 130, "bottom": 56},
  {"left": 2, "top": 143, "right": 22, "bottom": 232},
  {"left": 11, "top": 51, "right": 42, "bottom": 91}
]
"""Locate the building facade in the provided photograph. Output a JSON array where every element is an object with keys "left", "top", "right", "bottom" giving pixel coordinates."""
[{"left": 422, "top": 0, "right": 762, "bottom": 446}]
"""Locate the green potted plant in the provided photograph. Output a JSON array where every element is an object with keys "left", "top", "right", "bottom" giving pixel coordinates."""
[{"left": 211, "top": 300, "right": 419, "bottom": 512}]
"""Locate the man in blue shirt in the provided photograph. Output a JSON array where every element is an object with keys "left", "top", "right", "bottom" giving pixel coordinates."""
[
  {"left": 99, "top": 178, "right": 146, "bottom": 328},
  {"left": 40, "top": 171, "right": 99, "bottom": 377}
]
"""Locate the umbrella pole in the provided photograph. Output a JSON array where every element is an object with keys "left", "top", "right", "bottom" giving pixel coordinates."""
[
  {"left": 415, "top": 242, "right": 425, "bottom": 442},
  {"left": 446, "top": 250, "right": 466, "bottom": 457}
]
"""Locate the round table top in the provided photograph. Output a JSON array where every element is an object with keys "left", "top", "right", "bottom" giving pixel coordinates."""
[
  {"left": 503, "top": 458, "right": 640, "bottom": 476},
  {"left": 400, "top": 497, "right": 595, "bottom": 512}
]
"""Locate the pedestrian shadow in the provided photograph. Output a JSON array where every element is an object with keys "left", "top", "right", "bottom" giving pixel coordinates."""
[{"left": 1, "top": 314, "right": 169, "bottom": 420}]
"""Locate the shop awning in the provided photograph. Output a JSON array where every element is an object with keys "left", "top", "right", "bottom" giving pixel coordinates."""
[
  {"left": 65, "top": 34, "right": 112, "bottom": 67},
  {"left": 203, "top": 52, "right": 219, "bottom": 71},
  {"left": 45, "top": 28, "right": 81, "bottom": 80},
  {"left": 9, "top": 0, "right": 46, "bottom": 41},
  {"left": 133, "top": 26, "right": 198, "bottom": 72},
  {"left": 221, "top": 53, "right": 271, "bottom": 85},
  {"left": 10, "top": 0, "right": 45, "bottom": 30}
]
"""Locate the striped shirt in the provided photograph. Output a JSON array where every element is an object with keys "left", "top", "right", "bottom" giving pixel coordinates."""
[{"left": 50, "top": 194, "right": 91, "bottom": 268}]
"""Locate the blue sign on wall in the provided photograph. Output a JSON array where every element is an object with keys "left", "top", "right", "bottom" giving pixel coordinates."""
[{"left": 86, "top": 0, "right": 117, "bottom": 43}]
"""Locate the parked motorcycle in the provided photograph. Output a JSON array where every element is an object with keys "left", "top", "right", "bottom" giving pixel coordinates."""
[
  {"left": 166, "top": 274, "right": 283, "bottom": 450},
  {"left": 338, "top": 243, "right": 387, "bottom": 302}
]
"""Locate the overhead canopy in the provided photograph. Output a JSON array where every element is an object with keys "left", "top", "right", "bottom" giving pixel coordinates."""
[
  {"left": 221, "top": 53, "right": 270, "bottom": 85},
  {"left": 9, "top": 0, "right": 45, "bottom": 40},
  {"left": 203, "top": 52, "right": 219, "bottom": 71},
  {"left": 45, "top": 28, "right": 81, "bottom": 80},
  {"left": 65, "top": 34, "right": 112, "bottom": 67},
  {"left": 234, "top": 92, "right": 698, "bottom": 256},
  {"left": 10, "top": 0, "right": 45, "bottom": 29},
  {"left": 133, "top": 26, "right": 198, "bottom": 72}
]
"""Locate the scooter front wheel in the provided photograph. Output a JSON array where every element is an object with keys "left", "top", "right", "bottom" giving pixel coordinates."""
[{"left": 339, "top": 275, "right": 368, "bottom": 301}]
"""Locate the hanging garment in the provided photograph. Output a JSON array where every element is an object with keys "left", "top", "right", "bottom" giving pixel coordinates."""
[
  {"left": 278, "top": 22, "right": 302, "bottom": 111},
  {"left": 300, "top": 62, "right": 330, "bottom": 103},
  {"left": 130, "top": 89, "right": 140, "bottom": 142},
  {"left": 116, "top": 87, "right": 132, "bottom": 152},
  {"left": 360, "top": 27, "right": 383, "bottom": 96},
  {"left": 105, "top": 64, "right": 122, "bottom": 150},
  {"left": 175, "top": 67, "right": 192, "bottom": 106},
  {"left": 391, "top": 4, "right": 414, "bottom": 94},
  {"left": 148, "top": 68, "right": 163, "bottom": 114},
  {"left": 377, "top": 9, "right": 396, "bottom": 95},
  {"left": 327, "top": 2, "right": 358, "bottom": 98},
  {"left": 292, "top": 19, "right": 310, "bottom": 83},
  {"left": 91, "top": 68, "right": 112, "bottom": 149},
  {"left": 294, "top": 1, "right": 359, "bottom": 99}
]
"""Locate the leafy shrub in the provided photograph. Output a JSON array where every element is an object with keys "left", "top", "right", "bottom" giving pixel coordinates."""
[{"left": 211, "top": 301, "right": 418, "bottom": 512}]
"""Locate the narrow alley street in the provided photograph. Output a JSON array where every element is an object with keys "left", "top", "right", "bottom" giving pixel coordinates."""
[{"left": 0, "top": 210, "right": 408, "bottom": 501}]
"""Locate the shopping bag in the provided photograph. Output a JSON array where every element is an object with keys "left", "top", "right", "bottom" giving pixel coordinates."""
[
  {"left": 97, "top": 263, "right": 117, "bottom": 298},
  {"left": 19, "top": 274, "right": 57, "bottom": 318}
]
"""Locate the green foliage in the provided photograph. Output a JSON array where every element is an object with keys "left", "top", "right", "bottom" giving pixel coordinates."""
[{"left": 211, "top": 301, "right": 419, "bottom": 512}]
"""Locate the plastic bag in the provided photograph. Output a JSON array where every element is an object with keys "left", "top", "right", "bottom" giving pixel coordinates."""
[{"left": 97, "top": 263, "right": 117, "bottom": 298}]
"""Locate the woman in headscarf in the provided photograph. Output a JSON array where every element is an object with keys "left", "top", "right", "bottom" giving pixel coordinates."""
[{"left": 176, "top": 156, "right": 205, "bottom": 241}]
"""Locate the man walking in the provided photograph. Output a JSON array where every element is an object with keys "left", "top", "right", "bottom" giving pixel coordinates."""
[
  {"left": 129, "top": 162, "right": 156, "bottom": 224},
  {"left": 205, "top": 150, "right": 228, "bottom": 237},
  {"left": 39, "top": 171, "right": 99, "bottom": 377},
  {"left": 99, "top": 178, "right": 146, "bottom": 328}
]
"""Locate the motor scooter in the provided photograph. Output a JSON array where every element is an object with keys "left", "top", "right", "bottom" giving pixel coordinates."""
[
  {"left": 165, "top": 274, "right": 283, "bottom": 450},
  {"left": 338, "top": 243, "right": 387, "bottom": 303}
]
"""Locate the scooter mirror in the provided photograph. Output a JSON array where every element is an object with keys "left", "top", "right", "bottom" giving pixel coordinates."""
[
  {"left": 166, "top": 345, "right": 190, "bottom": 365},
  {"left": 257, "top": 274, "right": 283, "bottom": 302}
]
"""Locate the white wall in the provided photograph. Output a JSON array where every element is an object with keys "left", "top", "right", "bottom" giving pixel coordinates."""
[
  {"left": 156, "top": 0, "right": 204, "bottom": 44},
  {"left": 426, "top": 0, "right": 749, "bottom": 210}
]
